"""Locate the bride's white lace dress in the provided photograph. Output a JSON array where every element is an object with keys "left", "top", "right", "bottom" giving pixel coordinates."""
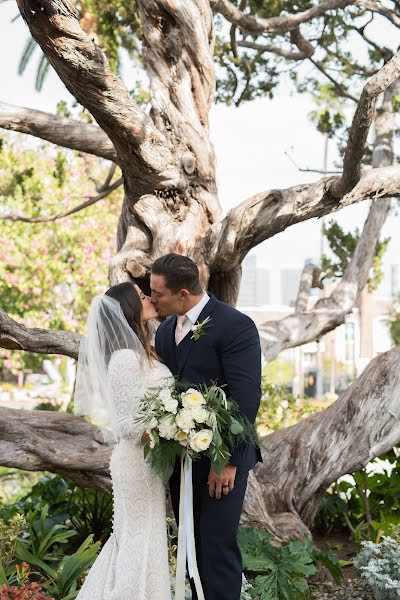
[{"left": 76, "top": 349, "right": 173, "bottom": 600}]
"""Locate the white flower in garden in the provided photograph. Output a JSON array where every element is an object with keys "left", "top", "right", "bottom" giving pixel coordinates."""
[
  {"left": 174, "top": 429, "right": 189, "bottom": 446},
  {"left": 175, "top": 408, "right": 196, "bottom": 433},
  {"left": 181, "top": 388, "right": 206, "bottom": 408},
  {"left": 158, "top": 415, "right": 178, "bottom": 440},
  {"left": 189, "top": 429, "right": 213, "bottom": 452},
  {"left": 190, "top": 405, "right": 209, "bottom": 424},
  {"left": 159, "top": 388, "right": 178, "bottom": 413}
]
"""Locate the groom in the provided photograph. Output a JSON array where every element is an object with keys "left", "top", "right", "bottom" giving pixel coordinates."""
[{"left": 151, "top": 253, "right": 262, "bottom": 600}]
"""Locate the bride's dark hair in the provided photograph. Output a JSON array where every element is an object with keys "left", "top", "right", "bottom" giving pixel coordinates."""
[{"left": 105, "top": 281, "right": 158, "bottom": 364}]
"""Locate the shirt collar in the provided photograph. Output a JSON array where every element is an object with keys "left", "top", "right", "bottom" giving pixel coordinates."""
[{"left": 185, "top": 291, "right": 210, "bottom": 325}]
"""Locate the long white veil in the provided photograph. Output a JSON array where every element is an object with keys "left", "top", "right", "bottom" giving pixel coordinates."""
[{"left": 74, "top": 294, "right": 147, "bottom": 440}]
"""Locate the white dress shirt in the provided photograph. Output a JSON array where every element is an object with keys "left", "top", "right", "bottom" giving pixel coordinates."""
[{"left": 178, "top": 291, "right": 210, "bottom": 342}]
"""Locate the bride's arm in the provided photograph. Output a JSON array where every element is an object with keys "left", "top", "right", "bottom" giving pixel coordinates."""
[{"left": 108, "top": 349, "right": 147, "bottom": 444}]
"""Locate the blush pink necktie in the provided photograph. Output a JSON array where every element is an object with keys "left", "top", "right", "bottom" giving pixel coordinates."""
[{"left": 175, "top": 314, "right": 188, "bottom": 345}]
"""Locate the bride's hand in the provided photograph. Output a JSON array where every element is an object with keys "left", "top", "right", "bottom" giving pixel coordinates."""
[{"left": 141, "top": 430, "right": 151, "bottom": 445}]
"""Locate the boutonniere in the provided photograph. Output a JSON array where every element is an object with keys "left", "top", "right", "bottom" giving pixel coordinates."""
[{"left": 191, "top": 316, "right": 212, "bottom": 341}]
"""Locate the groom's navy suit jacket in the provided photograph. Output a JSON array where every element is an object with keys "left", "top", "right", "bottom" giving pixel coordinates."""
[{"left": 155, "top": 293, "right": 263, "bottom": 473}]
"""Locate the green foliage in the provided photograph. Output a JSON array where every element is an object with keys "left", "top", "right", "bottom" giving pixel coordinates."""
[
  {"left": 0, "top": 504, "right": 100, "bottom": 600},
  {"left": 238, "top": 527, "right": 341, "bottom": 600},
  {"left": 314, "top": 449, "right": 400, "bottom": 541},
  {"left": 392, "top": 95, "right": 400, "bottom": 113},
  {"left": 0, "top": 514, "right": 27, "bottom": 571},
  {"left": 0, "top": 133, "right": 121, "bottom": 374},
  {"left": 15, "top": 505, "right": 77, "bottom": 567},
  {"left": 309, "top": 84, "right": 346, "bottom": 138},
  {"left": 321, "top": 220, "right": 390, "bottom": 291},
  {"left": 0, "top": 475, "right": 112, "bottom": 548},
  {"left": 0, "top": 468, "right": 43, "bottom": 506},
  {"left": 43, "top": 536, "right": 100, "bottom": 600},
  {"left": 257, "top": 379, "right": 317, "bottom": 435}
]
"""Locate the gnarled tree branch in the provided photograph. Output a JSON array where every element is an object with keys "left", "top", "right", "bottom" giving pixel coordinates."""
[
  {"left": 0, "top": 309, "right": 80, "bottom": 358},
  {"left": 238, "top": 28, "right": 315, "bottom": 61},
  {"left": 0, "top": 102, "right": 117, "bottom": 161},
  {"left": 0, "top": 408, "right": 111, "bottom": 493},
  {"left": 330, "top": 49, "right": 400, "bottom": 198},
  {"left": 210, "top": 0, "right": 353, "bottom": 34},
  {"left": 207, "top": 57, "right": 400, "bottom": 271},
  {"left": 355, "top": 0, "right": 400, "bottom": 28},
  {"left": 206, "top": 164, "right": 400, "bottom": 272},
  {"left": 258, "top": 196, "right": 390, "bottom": 362}
]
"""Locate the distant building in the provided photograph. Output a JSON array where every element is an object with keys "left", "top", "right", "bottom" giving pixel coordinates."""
[
  {"left": 280, "top": 268, "right": 302, "bottom": 306},
  {"left": 237, "top": 254, "right": 270, "bottom": 307}
]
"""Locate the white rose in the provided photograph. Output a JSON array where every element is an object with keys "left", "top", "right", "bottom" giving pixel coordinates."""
[
  {"left": 189, "top": 429, "right": 213, "bottom": 452},
  {"left": 190, "top": 406, "right": 209, "bottom": 424},
  {"left": 158, "top": 388, "right": 178, "bottom": 414},
  {"left": 158, "top": 415, "right": 178, "bottom": 440},
  {"left": 174, "top": 429, "right": 189, "bottom": 446},
  {"left": 181, "top": 388, "right": 206, "bottom": 409},
  {"left": 175, "top": 408, "right": 195, "bottom": 433}
]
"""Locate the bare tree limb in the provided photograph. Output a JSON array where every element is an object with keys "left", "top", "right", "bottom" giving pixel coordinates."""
[
  {"left": 295, "top": 264, "right": 322, "bottom": 312},
  {"left": 207, "top": 57, "right": 400, "bottom": 272},
  {"left": 0, "top": 408, "right": 112, "bottom": 494},
  {"left": 0, "top": 309, "right": 80, "bottom": 358},
  {"left": 355, "top": 0, "right": 400, "bottom": 28},
  {"left": 0, "top": 102, "right": 117, "bottom": 161},
  {"left": 258, "top": 196, "right": 390, "bottom": 362},
  {"left": 0, "top": 177, "right": 123, "bottom": 223},
  {"left": 330, "top": 50, "right": 400, "bottom": 198},
  {"left": 210, "top": 0, "right": 354, "bottom": 34},
  {"left": 16, "top": 0, "right": 182, "bottom": 195},
  {"left": 206, "top": 164, "right": 400, "bottom": 272},
  {"left": 238, "top": 28, "right": 315, "bottom": 61}
]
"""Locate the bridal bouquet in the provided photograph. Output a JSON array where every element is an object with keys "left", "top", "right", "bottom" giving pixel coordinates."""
[{"left": 135, "top": 379, "right": 259, "bottom": 484}]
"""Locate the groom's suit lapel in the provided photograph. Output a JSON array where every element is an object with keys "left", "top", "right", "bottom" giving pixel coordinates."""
[{"left": 174, "top": 294, "right": 218, "bottom": 378}]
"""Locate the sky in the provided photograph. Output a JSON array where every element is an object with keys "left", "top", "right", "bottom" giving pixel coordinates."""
[{"left": 0, "top": 2, "right": 399, "bottom": 284}]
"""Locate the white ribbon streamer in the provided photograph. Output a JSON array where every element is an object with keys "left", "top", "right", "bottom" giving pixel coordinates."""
[{"left": 175, "top": 453, "right": 205, "bottom": 600}]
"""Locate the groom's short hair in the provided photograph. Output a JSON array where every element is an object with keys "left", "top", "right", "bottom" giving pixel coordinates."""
[{"left": 152, "top": 254, "right": 202, "bottom": 294}]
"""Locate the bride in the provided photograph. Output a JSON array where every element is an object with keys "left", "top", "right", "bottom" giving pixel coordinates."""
[{"left": 74, "top": 281, "right": 173, "bottom": 600}]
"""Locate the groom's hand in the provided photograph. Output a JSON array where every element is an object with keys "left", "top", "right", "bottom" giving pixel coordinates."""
[{"left": 208, "top": 465, "right": 237, "bottom": 499}]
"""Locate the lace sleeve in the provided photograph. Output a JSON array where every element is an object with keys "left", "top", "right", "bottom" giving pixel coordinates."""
[{"left": 108, "top": 349, "right": 147, "bottom": 443}]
